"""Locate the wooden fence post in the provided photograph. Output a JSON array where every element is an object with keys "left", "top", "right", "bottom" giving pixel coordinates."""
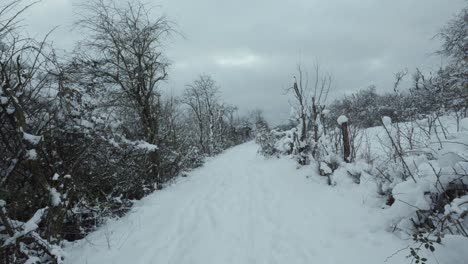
[
  {"left": 341, "top": 121, "right": 350, "bottom": 162},
  {"left": 337, "top": 115, "right": 351, "bottom": 163}
]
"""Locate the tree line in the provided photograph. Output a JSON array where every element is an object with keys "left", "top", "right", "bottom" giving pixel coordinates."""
[
  {"left": 258, "top": 5, "right": 466, "bottom": 164},
  {"left": 0, "top": 0, "right": 252, "bottom": 263}
]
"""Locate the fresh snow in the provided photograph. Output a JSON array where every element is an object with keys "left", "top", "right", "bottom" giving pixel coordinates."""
[
  {"left": 319, "top": 161, "right": 332, "bottom": 175},
  {"left": 25, "top": 149, "right": 37, "bottom": 160},
  {"left": 3, "top": 208, "right": 47, "bottom": 247},
  {"left": 23, "top": 132, "right": 42, "bottom": 145},
  {"left": 445, "top": 195, "right": 468, "bottom": 216},
  {"left": 52, "top": 173, "right": 60, "bottom": 181},
  {"left": 337, "top": 115, "right": 348, "bottom": 125},
  {"left": 24, "top": 257, "right": 42, "bottom": 264},
  {"left": 64, "top": 142, "right": 467, "bottom": 264},
  {"left": 135, "top": 141, "right": 158, "bottom": 151},
  {"left": 382, "top": 116, "right": 392, "bottom": 127},
  {"left": 49, "top": 188, "right": 61, "bottom": 206},
  {"left": 0, "top": 96, "right": 7, "bottom": 105}
]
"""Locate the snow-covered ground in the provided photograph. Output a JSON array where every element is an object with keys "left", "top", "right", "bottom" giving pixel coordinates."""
[{"left": 64, "top": 142, "right": 466, "bottom": 264}]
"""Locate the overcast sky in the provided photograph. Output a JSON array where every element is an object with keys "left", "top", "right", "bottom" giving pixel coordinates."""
[{"left": 23, "top": 0, "right": 466, "bottom": 124}]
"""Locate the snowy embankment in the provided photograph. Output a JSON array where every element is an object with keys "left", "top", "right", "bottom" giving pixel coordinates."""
[
  {"left": 354, "top": 116, "right": 468, "bottom": 238},
  {"left": 64, "top": 142, "right": 466, "bottom": 264}
]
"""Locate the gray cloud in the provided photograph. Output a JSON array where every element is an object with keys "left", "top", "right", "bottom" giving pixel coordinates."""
[{"left": 23, "top": 0, "right": 466, "bottom": 124}]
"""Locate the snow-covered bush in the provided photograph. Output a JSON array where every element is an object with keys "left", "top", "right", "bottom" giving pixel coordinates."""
[
  {"left": 255, "top": 127, "right": 281, "bottom": 157},
  {"left": 384, "top": 124, "right": 468, "bottom": 234},
  {"left": 0, "top": 1, "right": 252, "bottom": 263},
  {"left": 252, "top": 4, "right": 468, "bottom": 262},
  {"left": 180, "top": 146, "right": 205, "bottom": 169}
]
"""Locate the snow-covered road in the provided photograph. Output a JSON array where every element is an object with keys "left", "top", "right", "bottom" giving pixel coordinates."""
[{"left": 64, "top": 142, "right": 462, "bottom": 264}]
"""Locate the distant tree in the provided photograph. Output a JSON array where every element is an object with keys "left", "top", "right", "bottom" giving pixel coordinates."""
[
  {"left": 250, "top": 108, "right": 269, "bottom": 132},
  {"left": 183, "top": 75, "right": 223, "bottom": 155},
  {"left": 222, "top": 104, "right": 239, "bottom": 145}
]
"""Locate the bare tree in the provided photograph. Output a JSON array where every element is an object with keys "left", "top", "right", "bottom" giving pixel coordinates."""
[
  {"left": 75, "top": 0, "right": 172, "bottom": 144},
  {"left": 437, "top": 6, "right": 467, "bottom": 65},
  {"left": 74, "top": 0, "right": 174, "bottom": 184},
  {"left": 183, "top": 82, "right": 206, "bottom": 152},
  {"left": 309, "top": 63, "right": 332, "bottom": 158},
  {"left": 249, "top": 108, "right": 269, "bottom": 132},
  {"left": 183, "top": 75, "right": 221, "bottom": 155},
  {"left": 289, "top": 63, "right": 332, "bottom": 161},
  {"left": 222, "top": 104, "right": 238, "bottom": 144},
  {"left": 393, "top": 68, "right": 408, "bottom": 93},
  {"left": 290, "top": 65, "right": 309, "bottom": 151}
]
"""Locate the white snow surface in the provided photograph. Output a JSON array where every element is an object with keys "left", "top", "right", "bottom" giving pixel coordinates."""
[
  {"left": 52, "top": 173, "right": 60, "bottom": 181},
  {"left": 25, "top": 149, "right": 37, "bottom": 160},
  {"left": 49, "top": 188, "right": 61, "bottom": 207},
  {"left": 0, "top": 96, "right": 8, "bottom": 105},
  {"left": 64, "top": 142, "right": 467, "bottom": 264},
  {"left": 337, "top": 115, "right": 348, "bottom": 125},
  {"left": 135, "top": 141, "right": 158, "bottom": 151},
  {"left": 382, "top": 116, "right": 392, "bottom": 127},
  {"left": 23, "top": 132, "right": 42, "bottom": 145},
  {"left": 3, "top": 208, "right": 46, "bottom": 247}
]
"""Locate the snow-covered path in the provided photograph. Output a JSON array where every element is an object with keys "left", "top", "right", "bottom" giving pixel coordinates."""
[{"left": 65, "top": 142, "right": 458, "bottom": 264}]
